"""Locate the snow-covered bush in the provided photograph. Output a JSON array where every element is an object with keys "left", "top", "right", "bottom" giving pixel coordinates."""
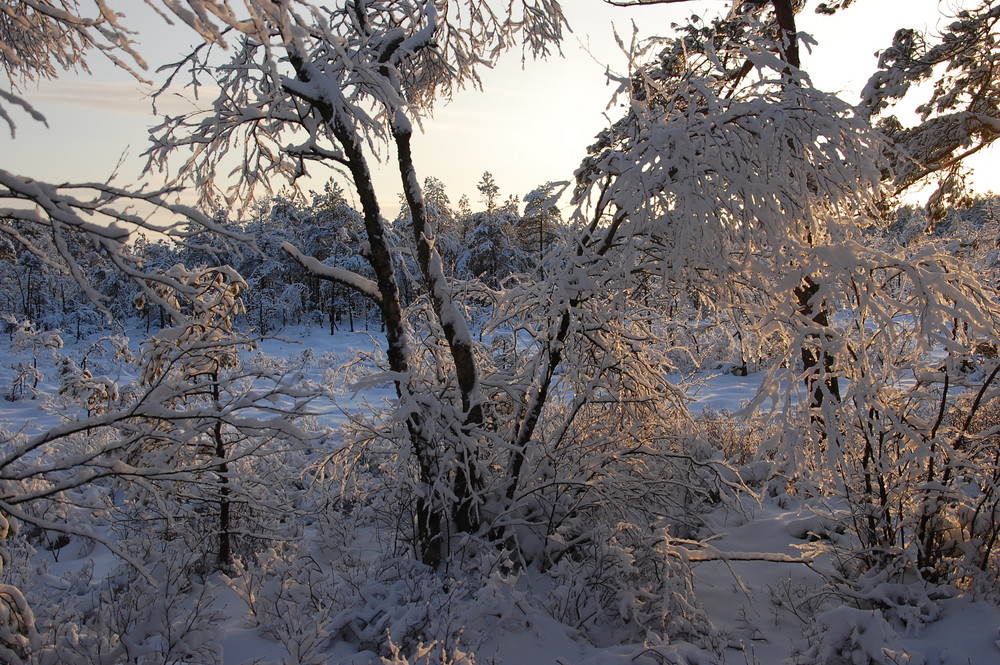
[
  {"left": 693, "top": 408, "right": 776, "bottom": 475},
  {"left": 57, "top": 357, "right": 120, "bottom": 418},
  {"left": 4, "top": 317, "right": 62, "bottom": 401},
  {"left": 544, "top": 521, "right": 723, "bottom": 653},
  {"left": 790, "top": 607, "right": 922, "bottom": 665},
  {"left": 567, "top": 5, "right": 1000, "bottom": 602},
  {"left": 32, "top": 550, "right": 223, "bottom": 665},
  {"left": 226, "top": 535, "right": 520, "bottom": 664},
  {"left": 224, "top": 545, "right": 335, "bottom": 665},
  {"left": 770, "top": 239, "right": 1000, "bottom": 592}
]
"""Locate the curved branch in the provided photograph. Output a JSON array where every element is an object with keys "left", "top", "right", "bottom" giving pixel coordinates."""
[{"left": 281, "top": 241, "right": 383, "bottom": 304}]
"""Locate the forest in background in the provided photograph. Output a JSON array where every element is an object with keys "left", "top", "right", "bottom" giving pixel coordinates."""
[{"left": 2, "top": 1, "right": 1000, "bottom": 663}]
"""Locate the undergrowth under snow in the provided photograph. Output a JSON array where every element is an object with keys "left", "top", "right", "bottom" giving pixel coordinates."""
[{"left": 2, "top": 325, "right": 998, "bottom": 665}]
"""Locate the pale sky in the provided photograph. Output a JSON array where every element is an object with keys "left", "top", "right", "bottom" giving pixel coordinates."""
[{"left": 1, "top": 0, "right": 994, "bottom": 218}]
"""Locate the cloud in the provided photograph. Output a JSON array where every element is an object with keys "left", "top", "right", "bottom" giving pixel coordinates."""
[
  {"left": 29, "top": 80, "right": 151, "bottom": 114},
  {"left": 28, "top": 79, "right": 211, "bottom": 117}
]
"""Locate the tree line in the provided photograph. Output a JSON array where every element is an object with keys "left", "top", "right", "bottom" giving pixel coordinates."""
[{"left": 1, "top": 172, "right": 563, "bottom": 339}]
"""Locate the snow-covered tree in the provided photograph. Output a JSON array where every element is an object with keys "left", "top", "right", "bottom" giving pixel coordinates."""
[
  {"left": 456, "top": 206, "right": 532, "bottom": 286},
  {"left": 476, "top": 171, "right": 501, "bottom": 213},
  {"left": 860, "top": 0, "right": 1000, "bottom": 219},
  {"left": 519, "top": 181, "right": 566, "bottom": 268},
  {"left": 589, "top": 0, "right": 1000, "bottom": 590},
  {"left": 142, "top": 2, "right": 710, "bottom": 584},
  {"left": 137, "top": 265, "right": 251, "bottom": 569},
  {"left": 149, "top": 0, "right": 568, "bottom": 567},
  {"left": 1, "top": 1, "right": 253, "bottom": 327}
]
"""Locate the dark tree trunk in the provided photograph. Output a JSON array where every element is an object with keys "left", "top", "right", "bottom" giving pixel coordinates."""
[
  {"left": 794, "top": 275, "right": 842, "bottom": 418},
  {"left": 211, "top": 373, "right": 232, "bottom": 570},
  {"left": 770, "top": 0, "right": 800, "bottom": 69},
  {"left": 771, "top": 0, "right": 845, "bottom": 427},
  {"left": 322, "top": 109, "right": 445, "bottom": 568},
  {"left": 394, "top": 120, "right": 484, "bottom": 535}
]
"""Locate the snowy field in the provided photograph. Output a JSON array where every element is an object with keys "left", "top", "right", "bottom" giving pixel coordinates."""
[
  {"left": 1, "top": 323, "right": 998, "bottom": 665},
  {"left": 5, "top": 0, "right": 1000, "bottom": 662}
]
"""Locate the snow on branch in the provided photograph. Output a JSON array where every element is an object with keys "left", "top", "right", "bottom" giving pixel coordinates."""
[
  {"left": 0, "top": 88, "right": 47, "bottom": 137},
  {"left": 281, "top": 241, "right": 383, "bottom": 303},
  {"left": 0, "top": 169, "right": 254, "bottom": 318},
  {"left": 145, "top": 1, "right": 568, "bottom": 208},
  {"left": 684, "top": 550, "right": 814, "bottom": 564},
  {"left": 859, "top": 1, "right": 1000, "bottom": 211}
]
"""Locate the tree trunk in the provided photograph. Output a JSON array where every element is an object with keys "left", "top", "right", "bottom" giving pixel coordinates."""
[
  {"left": 211, "top": 373, "right": 232, "bottom": 570},
  {"left": 794, "top": 274, "right": 842, "bottom": 418},
  {"left": 325, "top": 110, "right": 445, "bottom": 567},
  {"left": 394, "top": 117, "right": 484, "bottom": 535},
  {"left": 771, "top": 0, "right": 844, "bottom": 428}
]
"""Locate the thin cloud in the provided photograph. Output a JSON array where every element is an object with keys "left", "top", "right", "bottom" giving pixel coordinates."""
[
  {"left": 29, "top": 80, "right": 212, "bottom": 117},
  {"left": 30, "top": 80, "right": 152, "bottom": 115}
]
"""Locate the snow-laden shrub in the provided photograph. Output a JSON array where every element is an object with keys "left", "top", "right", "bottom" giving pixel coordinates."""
[
  {"left": 0, "top": 510, "right": 37, "bottom": 665},
  {"left": 544, "top": 521, "right": 723, "bottom": 654},
  {"left": 2, "top": 427, "right": 117, "bottom": 566},
  {"left": 109, "top": 425, "right": 311, "bottom": 578},
  {"left": 767, "top": 575, "right": 839, "bottom": 629},
  {"left": 224, "top": 545, "right": 334, "bottom": 665},
  {"left": 493, "top": 387, "right": 744, "bottom": 567},
  {"left": 789, "top": 354, "right": 1000, "bottom": 596},
  {"left": 31, "top": 550, "right": 222, "bottom": 665},
  {"left": 3, "top": 317, "right": 63, "bottom": 401},
  {"left": 849, "top": 569, "right": 945, "bottom": 634},
  {"left": 225, "top": 536, "right": 527, "bottom": 664},
  {"left": 693, "top": 408, "right": 777, "bottom": 472},
  {"left": 789, "top": 606, "right": 923, "bottom": 665},
  {"left": 747, "top": 226, "right": 1000, "bottom": 598}
]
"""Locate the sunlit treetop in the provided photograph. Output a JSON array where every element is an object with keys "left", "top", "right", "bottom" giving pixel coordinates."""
[{"left": 142, "top": 1, "right": 568, "bottom": 208}]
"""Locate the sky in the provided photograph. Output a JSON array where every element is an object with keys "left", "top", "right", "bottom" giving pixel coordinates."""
[{"left": 1, "top": 0, "right": 994, "bottom": 219}]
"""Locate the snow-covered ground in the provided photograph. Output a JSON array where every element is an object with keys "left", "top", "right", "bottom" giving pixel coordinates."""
[{"left": 2, "top": 324, "right": 998, "bottom": 665}]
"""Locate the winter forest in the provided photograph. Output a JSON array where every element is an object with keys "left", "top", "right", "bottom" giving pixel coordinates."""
[{"left": 2, "top": 0, "right": 1000, "bottom": 663}]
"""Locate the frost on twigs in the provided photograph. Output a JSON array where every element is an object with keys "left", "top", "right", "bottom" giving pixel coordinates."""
[{"left": 31, "top": 548, "right": 224, "bottom": 665}]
